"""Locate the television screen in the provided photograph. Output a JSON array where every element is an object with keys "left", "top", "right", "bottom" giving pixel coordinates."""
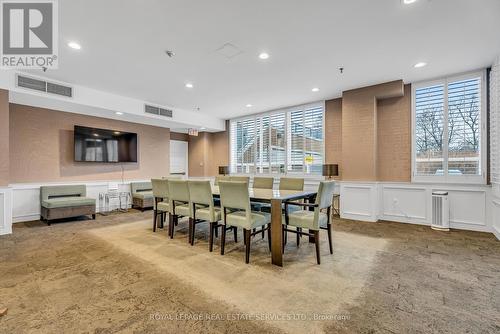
[{"left": 74, "top": 125, "right": 138, "bottom": 163}]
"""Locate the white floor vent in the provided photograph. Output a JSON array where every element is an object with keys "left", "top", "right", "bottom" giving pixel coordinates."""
[{"left": 431, "top": 191, "right": 449, "bottom": 231}]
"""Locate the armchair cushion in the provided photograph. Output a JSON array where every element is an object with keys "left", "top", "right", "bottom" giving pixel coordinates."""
[
  {"left": 285, "top": 210, "right": 327, "bottom": 231},
  {"left": 225, "top": 211, "right": 270, "bottom": 230}
]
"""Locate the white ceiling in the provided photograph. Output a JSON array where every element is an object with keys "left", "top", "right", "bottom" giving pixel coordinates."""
[{"left": 35, "top": 0, "right": 500, "bottom": 120}]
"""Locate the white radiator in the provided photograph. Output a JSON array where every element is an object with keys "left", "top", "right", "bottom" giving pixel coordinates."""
[{"left": 431, "top": 191, "right": 449, "bottom": 231}]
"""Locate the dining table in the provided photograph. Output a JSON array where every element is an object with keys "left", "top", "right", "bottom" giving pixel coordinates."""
[{"left": 211, "top": 186, "right": 317, "bottom": 267}]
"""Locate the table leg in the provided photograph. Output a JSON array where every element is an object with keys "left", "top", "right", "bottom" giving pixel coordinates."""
[{"left": 271, "top": 198, "right": 283, "bottom": 267}]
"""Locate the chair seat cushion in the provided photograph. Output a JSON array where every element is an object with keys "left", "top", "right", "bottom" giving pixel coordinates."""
[
  {"left": 42, "top": 197, "right": 95, "bottom": 209},
  {"left": 132, "top": 191, "right": 153, "bottom": 200},
  {"left": 156, "top": 201, "right": 169, "bottom": 212},
  {"left": 194, "top": 207, "right": 221, "bottom": 222},
  {"left": 285, "top": 210, "right": 327, "bottom": 231},
  {"left": 226, "top": 211, "right": 270, "bottom": 230}
]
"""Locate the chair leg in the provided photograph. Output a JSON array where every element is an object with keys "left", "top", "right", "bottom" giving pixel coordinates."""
[
  {"left": 191, "top": 219, "right": 196, "bottom": 246},
  {"left": 262, "top": 224, "right": 265, "bottom": 239},
  {"left": 297, "top": 227, "right": 301, "bottom": 247},
  {"left": 221, "top": 225, "right": 227, "bottom": 255},
  {"left": 233, "top": 227, "right": 238, "bottom": 243},
  {"left": 169, "top": 214, "right": 174, "bottom": 238},
  {"left": 215, "top": 225, "right": 219, "bottom": 238},
  {"left": 267, "top": 225, "right": 271, "bottom": 252},
  {"left": 209, "top": 222, "right": 215, "bottom": 252},
  {"left": 282, "top": 228, "right": 286, "bottom": 253},
  {"left": 314, "top": 230, "right": 321, "bottom": 265},
  {"left": 327, "top": 223, "right": 333, "bottom": 254},
  {"left": 153, "top": 209, "right": 157, "bottom": 232},
  {"left": 188, "top": 218, "right": 193, "bottom": 244},
  {"left": 244, "top": 229, "right": 251, "bottom": 264}
]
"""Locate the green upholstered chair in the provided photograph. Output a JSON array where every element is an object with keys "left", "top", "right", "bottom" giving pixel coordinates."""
[
  {"left": 188, "top": 180, "right": 221, "bottom": 251},
  {"left": 253, "top": 177, "right": 274, "bottom": 189},
  {"left": 283, "top": 181, "right": 335, "bottom": 264},
  {"left": 40, "top": 185, "right": 96, "bottom": 225},
  {"left": 230, "top": 176, "right": 250, "bottom": 185},
  {"left": 167, "top": 179, "right": 191, "bottom": 238},
  {"left": 279, "top": 177, "right": 305, "bottom": 191},
  {"left": 219, "top": 181, "right": 271, "bottom": 263},
  {"left": 214, "top": 175, "right": 230, "bottom": 186},
  {"left": 151, "top": 178, "right": 169, "bottom": 232},
  {"left": 131, "top": 182, "right": 154, "bottom": 211}
]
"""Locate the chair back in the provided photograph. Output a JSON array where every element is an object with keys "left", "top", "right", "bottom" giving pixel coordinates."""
[
  {"left": 214, "top": 175, "right": 230, "bottom": 186},
  {"left": 163, "top": 175, "right": 183, "bottom": 180},
  {"left": 253, "top": 177, "right": 274, "bottom": 189},
  {"left": 151, "top": 179, "right": 169, "bottom": 198},
  {"left": 40, "top": 185, "right": 86, "bottom": 202},
  {"left": 168, "top": 179, "right": 190, "bottom": 202},
  {"left": 279, "top": 177, "right": 304, "bottom": 191},
  {"left": 219, "top": 181, "right": 251, "bottom": 214},
  {"left": 131, "top": 182, "right": 152, "bottom": 193},
  {"left": 230, "top": 176, "right": 250, "bottom": 186},
  {"left": 315, "top": 181, "right": 336, "bottom": 210},
  {"left": 188, "top": 180, "right": 214, "bottom": 206}
]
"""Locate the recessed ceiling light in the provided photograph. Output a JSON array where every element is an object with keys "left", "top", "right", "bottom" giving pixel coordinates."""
[
  {"left": 312, "top": 87, "right": 320, "bottom": 92},
  {"left": 67, "top": 41, "right": 81, "bottom": 50},
  {"left": 403, "top": 0, "right": 418, "bottom": 4},
  {"left": 115, "top": 111, "right": 123, "bottom": 115},
  {"left": 114, "top": 131, "right": 121, "bottom": 135},
  {"left": 185, "top": 83, "right": 194, "bottom": 88},
  {"left": 246, "top": 104, "right": 253, "bottom": 108},
  {"left": 258, "top": 52, "right": 269, "bottom": 60},
  {"left": 200, "top": 127, "right": 206, "bottom": 130},
  {"left": 93, "top": 133, "right": 99, "bottom": 137},
  {"left": 414, "top": 62, "right": 427, "bottom": 68}
]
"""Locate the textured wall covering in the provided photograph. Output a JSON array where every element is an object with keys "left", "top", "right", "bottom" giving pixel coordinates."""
[
  {"left": 0, "top": 90, "right": 9, "bottom": 186},
  {"left": 376, "top": 84, "right": 411, "bottom": 181},
  {"left": 9, "top": 104, "right": 170, "bottom": 183},
  {"left": 341, "top": 80, "right": 405, "bottom": 181},
  {"left": 325, "top": 98, "right": 342, "bottom": 179}
]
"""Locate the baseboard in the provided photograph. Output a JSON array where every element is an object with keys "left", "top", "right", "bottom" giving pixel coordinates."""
[{"left": 493, "top": 225, "right": 500, "bottom": 241}]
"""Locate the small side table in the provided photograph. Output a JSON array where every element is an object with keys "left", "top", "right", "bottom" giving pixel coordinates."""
[{"left": 332, "top": 194, "right": 340, "bottom": 217}]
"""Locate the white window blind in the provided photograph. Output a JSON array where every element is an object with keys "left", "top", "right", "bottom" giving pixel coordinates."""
[
  {"left": 230, "top": 102, "right": 324, "bottom": 175},
  {"left": 412, "top": 71, "right": 486, "bottom": 184},
  {"left": 491, "top": 57, "right": 500, "bottom": 184}
]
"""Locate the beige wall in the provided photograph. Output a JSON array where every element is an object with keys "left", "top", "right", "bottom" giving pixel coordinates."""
[
  {"left": 377, "top": 84, "right": 411, "bottom": 181},
  {"left": 325, "top": 98, "right": 342, "bottom": 179},
  {"left": 0, "top": 90, "right": 9, "bottom": 186},
  {"left": 341, "top": 80, "right": 405, "bottom": 181},
  {"left": 9, "top": 104, "right": 170, "bottom": 183},
  {"left": 188, "top": 124, "right": 229, "bottom": 177}
]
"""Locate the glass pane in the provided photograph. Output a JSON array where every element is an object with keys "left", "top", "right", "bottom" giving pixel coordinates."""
[
  {"left": 415, "top": 84, "right": 445, "bottom": 176},
  {"left": 270, "top": 113, "right": 286, "bottom": 173},
  {"left": 303, "top": 106, "right": 323, "bottom": 174},
  {"left": 288, "top": 110, "right": 305, "bottom": 172},
  {"left": 240, "top": 118, "right": 256, "bottom": 173},
  {"left": 447, "top": 77, "right": 481, "bottom": 175},
  {"left": 255, "top": 116, "right": 270, "bottom": 173}
]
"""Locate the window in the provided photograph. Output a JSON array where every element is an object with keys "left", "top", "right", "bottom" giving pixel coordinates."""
[
  {"left": 412, "top": 71, "right": 486, "bottom": 183},
  {"left": 230, "top": 102, "right": 324, "bottom": 175}
]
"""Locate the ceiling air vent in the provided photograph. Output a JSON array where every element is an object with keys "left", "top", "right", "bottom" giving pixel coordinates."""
[
  {"left": 16, "top": 74, "right": 73, "bottom": 98},
  {"left": 144, "top": 104, "right": 173, "bottom": 118}
]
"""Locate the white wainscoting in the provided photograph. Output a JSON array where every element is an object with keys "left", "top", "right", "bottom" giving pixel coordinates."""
[
  {"left": 10, "top": 180, "right": 149, "bottom": 224},
  {"left": 339, "top": 181, "right": 493, "bottom": 233},
  {"left": 0, "top": 187, "right": 13, "bottom": 235}
]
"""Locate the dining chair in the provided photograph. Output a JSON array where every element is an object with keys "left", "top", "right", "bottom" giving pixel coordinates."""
[
  {"left": 230, "top": 176, "right": 250, "bottom": 185},
  {"left": 168, "top": 179, "right": 191, "bottom": 238},
  {"left": 214, "top": 175, "right": 230, "bottom": 186},
  {"left": 219, "top": 181, "right": 271, "bottom": 263},
  {"left": 252, "top": 177, "right": 274, "bottom": 189},
  {"left": 283, "top": 180, "right": 335, "bottom": 264},
  {"left": 187, "top": 180, "right": 221, "bottom": 251},
  {"left": 251, "top": 176, "right": 274, "bottom": 237},
  {"left": 151, "top": 178, "right": 170, "bottom": 232},
  {"left": 279, "top": 177, "right": 305, "bottom": 191}
]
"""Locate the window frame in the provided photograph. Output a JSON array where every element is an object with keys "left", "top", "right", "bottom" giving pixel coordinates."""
[
  {"left": 411, "top": 70, "right": 487, "bottom": 184},
  {"left": 229, "top": 101, "right": 325, "bottom": 176}
]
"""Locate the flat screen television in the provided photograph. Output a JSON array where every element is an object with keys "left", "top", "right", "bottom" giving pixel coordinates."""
[{"left": 74, "top": 125, "right": 138, "bottom": 163}]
